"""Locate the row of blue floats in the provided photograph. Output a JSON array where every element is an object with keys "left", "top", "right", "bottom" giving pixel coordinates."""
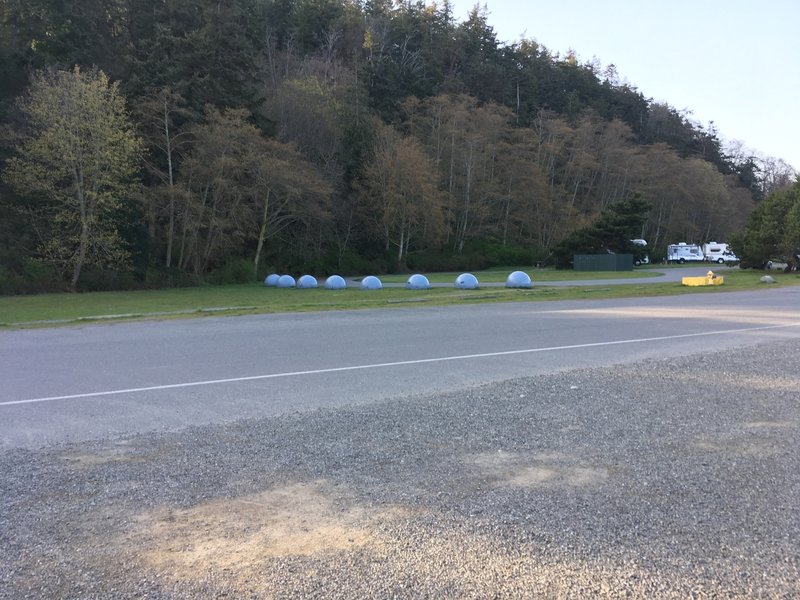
[{"left": 264, "top": 271, "right": 533, "bottom": 290}]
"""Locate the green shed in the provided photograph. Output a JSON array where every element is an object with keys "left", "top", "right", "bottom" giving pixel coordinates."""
[{"left": 573, "top": 254, "right": 634, "bottom": 272}]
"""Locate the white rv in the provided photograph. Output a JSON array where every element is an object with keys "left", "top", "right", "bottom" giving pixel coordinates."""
[
  {"left": 667, "top": 243, "right": 705, "bottom": 263},
  {"left": 702, "top": 242, "right": 739, "bottom": 264}
]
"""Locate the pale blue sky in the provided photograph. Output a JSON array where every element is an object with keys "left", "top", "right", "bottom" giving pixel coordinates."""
[{"left": 448, "top": 0, "right": 799, "bottom": 171}]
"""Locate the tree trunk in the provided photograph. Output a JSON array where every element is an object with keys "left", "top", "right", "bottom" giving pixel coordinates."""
[
  {"left": 164, "top": 94, "right": 175, "bottom": 268},
  {"left": 71, "top": 219, "right": 89, "bottom": 291},
  {"left": 397, "top": 223, "right": 405, "bottom": 264},
  {"left": 70, "top": 166, "right": 88, "bottom": 291},
  {"left": 336, "top": 206, "right": 354, "bottom": 266},
  {"left": 456, "top": 145, "right": 473, "bottom": 253},
  {"left": 253, "top": 189, "right": 271, "bottom": 279}
]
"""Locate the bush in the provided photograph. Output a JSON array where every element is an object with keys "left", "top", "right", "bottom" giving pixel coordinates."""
[
  {"left": 78, "top": 267, "right": 139, "bottom": 292},
  {"left": 462, "top": 240, "right": 536, "bottom": 268},
  {"left": 138, "top": 267, "right": 200, "bottom": 289},
  {"left": 406, "top": 241, "right": 537, "bottom": 273},
  {"left": 21, "top": 258, "right": 61, "bottom": 293},
  {"left": 406, "top": 250, "right": 474, "bottom": 272},
  {"left": 0, "top": 265, "right": 23, "bottom": 295},
  {"left": 206, "top": 258, "right": 257, "bottom": 285},
  {"left": 0, "top": 258, "right": 62, "bottom": 295},
  {"left": 332, "top": 249, "right": 393, "bottom": 277}
]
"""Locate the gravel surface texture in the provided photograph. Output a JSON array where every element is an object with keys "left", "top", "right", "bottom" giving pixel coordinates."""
[{"left": 1, "top": 339, "right": 799, "bottom": 599}]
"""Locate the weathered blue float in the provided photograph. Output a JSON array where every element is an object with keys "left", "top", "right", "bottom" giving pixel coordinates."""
[
  {"left": 406, "top": 274, "right": 431, "bottom": 290},
  {"left": 360, "top": 276, "right": 382, "bottom": 290},
  {"left": 505, "top": 271, "right": 532, "bottom": 288},
  {"left": 277, "top": 274, "right": 296, "bottom": 288},
  {"left": 454, "top": 273, "right": 479, "bottom": 289},
  {"left": 297, "top": 275, "right": 318, "bottom": 289},
  {"left": 324, "top": 275, "right": 347, "bottom": 290}
]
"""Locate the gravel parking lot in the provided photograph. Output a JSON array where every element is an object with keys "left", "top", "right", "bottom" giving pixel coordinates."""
[{"left": 1, "top": 339, "right": 798, "bottom": 599}]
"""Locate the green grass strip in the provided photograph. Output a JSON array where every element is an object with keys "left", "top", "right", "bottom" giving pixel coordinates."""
[{"left": 1, "top": 269, "right": 797, "bottom": 329}]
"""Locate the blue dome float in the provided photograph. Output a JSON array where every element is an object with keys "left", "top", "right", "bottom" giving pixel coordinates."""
[
  {"left": 360, "top": 275, "right": 383, "bottom": 290},
  {"left": 297, "top": 274, "right": 318, "bottom": 289},
  {"left": 324, "top": 275, "right": 347, "bottom": 290},
  {"left": 455, "top": 273, "right": 479, "bottom": 290},
  {"left": 506, "top": 271, "right": 532, "bottom": 288},
  {"left": 264, "top": 273, "right": 280, "bottom": 287},
  {"left": 406, "top": 274, "right": 430, "bottom": 290},
  {"left": 277, "top": 274, "right": 296, "bottom": 288}
]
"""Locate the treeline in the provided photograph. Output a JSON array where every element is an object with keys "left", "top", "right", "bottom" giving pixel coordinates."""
[{"left": 0, "top": 0, "right": 796, "bottom": 292}]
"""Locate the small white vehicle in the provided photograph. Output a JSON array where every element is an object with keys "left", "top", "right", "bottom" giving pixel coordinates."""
[
  {"left": 702, "top": 242, "right": 739, "bottom": 264},
  {"left": 631, "top": 238, "right": 650, "bottom": 266},
  {"left": 766, "top": 259, "right": 790, "bottom": 272},
  {"left": 667, "top": 243, "right": 705, "bottom": 263}
]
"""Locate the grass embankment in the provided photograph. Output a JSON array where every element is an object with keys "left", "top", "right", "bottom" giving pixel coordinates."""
[
  {"left": 376, "top": 266, "right": 663, "bottom": 284},
  {"left": 1, "top": 268, "right": 797, "bottom": 328}
]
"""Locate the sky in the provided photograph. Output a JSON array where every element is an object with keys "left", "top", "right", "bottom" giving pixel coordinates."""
[{"left": 447, "top": 0, "right": 799, "bottom": 171}]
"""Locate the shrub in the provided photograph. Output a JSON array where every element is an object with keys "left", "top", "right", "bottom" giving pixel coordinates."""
[
  {"left": 0, "top": 259, "right": 62, "bottom": 295},
  {"left": 0, "top": 265, "right": 22, "bottom": 295},
  {"left": 206, "top": 258, "right": 256, "bottom": 285}
]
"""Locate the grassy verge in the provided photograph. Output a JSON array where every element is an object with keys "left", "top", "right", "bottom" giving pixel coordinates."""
[
  {"left": 376, "top": 266, "right": 662, "bottom": 284},
  {"left": 1, "top": 269, "right": 798, "bottom": 329}
]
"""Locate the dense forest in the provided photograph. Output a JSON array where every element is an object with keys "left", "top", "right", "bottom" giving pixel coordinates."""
[{"left": 0, "top": 0, "right": 797, "bottom": 292}]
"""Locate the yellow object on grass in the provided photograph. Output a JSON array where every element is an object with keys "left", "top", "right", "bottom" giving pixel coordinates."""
[{"left": 682, "top": 271, "right": 724, "bottom": 286}]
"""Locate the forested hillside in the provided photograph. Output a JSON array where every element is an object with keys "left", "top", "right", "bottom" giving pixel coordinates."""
[{"left": 0, "top": 0, "right": 796, "bottom": 292}]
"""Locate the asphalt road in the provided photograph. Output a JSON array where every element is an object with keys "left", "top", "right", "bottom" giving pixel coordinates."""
[{"left": 2, "top": 283, "right": 799, "bottom": 449}]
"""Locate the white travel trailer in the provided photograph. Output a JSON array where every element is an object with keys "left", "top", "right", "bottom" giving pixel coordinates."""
[
  {"left": 667, "top": 243, "right": 705, "bottom": 263},
  {"left": 702, "top": 242, "right": 739, "bottom": 264}
]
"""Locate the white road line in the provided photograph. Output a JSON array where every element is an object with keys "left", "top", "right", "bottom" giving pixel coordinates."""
[{"left": 3, "top": 321, "right": 799, "bottom": 407}]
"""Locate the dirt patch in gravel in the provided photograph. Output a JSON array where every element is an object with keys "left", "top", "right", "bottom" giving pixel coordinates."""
[
  {"left": 744, "top": 420, "right": 795, "bottom": 429},
  {"left": 669, "top": 372, "right": 800, "bottom": 394},
  {"left": 59, "top": 441, "right": 148, "bottom": 467},
  {"left": 691, "top": 437, "right": 782, "bottom": 458},
  {"left": 469, "top": 451, "right": 610, "bottom": 488},
  {"left": 128, "top": 480, "right": 414, "bottom": 584}
]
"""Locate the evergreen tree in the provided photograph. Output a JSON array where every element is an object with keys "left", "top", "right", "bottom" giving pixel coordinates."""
[
  {"left": 731, "top": 179, "right": 800, "bottom": 268},
  {"left": 552, "top": 195, "right": 651, "bottom": 268}
]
